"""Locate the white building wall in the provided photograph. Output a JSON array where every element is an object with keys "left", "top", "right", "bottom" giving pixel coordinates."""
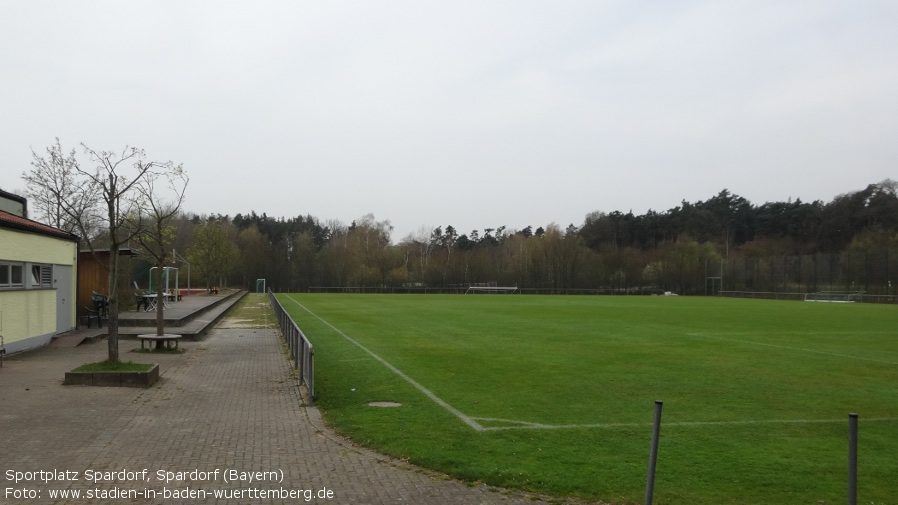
[{"left": 0, "top": 227, "right": 78, "bottom": 353}]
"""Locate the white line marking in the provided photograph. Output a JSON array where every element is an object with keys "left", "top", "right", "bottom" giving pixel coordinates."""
[
  {"left": 686, "top": 333, "right": 898, "bottom": 365},
  {"left": 473, "top": 417, "right": 556, "bottom": 428},
  {"left": 473, "top": 417, "right": 898, "bottom": 431},
  {"left": 284, "top": 295, "right": 485, "bottom": 432}
]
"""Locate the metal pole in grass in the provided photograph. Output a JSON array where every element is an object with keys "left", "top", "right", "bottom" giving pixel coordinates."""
[
  {"left": 848, "top": 413, "right": 858, "bottom": 505},
  {"left": 645, "top": 400, "right": 663, "bottom": 505}
]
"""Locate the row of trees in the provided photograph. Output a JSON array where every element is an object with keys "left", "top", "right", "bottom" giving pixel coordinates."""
[
  {"left": 158, "top": 180, "right": 898, "bottom": 298},
  {"left": 579, "top": 185, "right": 898, "bottom": 256}
]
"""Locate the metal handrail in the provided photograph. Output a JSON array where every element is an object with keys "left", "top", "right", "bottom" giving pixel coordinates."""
[{"left": 267, "top": 290, "right": 314, "bottom": 402}]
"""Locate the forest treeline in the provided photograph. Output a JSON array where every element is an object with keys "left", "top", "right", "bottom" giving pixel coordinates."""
[
  {"left": 161, "top": 180, "right": 898, "bottom": 294},
  {"left": 170, "top": 180, "right": 898, "bottom": 296}
]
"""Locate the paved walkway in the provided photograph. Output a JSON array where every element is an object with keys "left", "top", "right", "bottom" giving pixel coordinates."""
[{"left": 0, "top": 299, "right": 578, "bottom": 504}]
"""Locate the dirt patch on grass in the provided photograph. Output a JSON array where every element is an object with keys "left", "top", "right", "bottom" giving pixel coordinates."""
[{"left": 218, "top": 318, "right": 259, "bottom": 328}]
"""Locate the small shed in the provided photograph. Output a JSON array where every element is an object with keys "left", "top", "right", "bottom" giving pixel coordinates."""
[{"left": 77, "top": 248, "right": 138, "bottom": 314}]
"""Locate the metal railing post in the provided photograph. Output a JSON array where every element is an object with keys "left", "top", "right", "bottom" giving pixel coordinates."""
[
  {"left": 308, "top": 348, "right": 314, "bottom": 398},
  {"left": 645, "top": 400, "right": 663, "bottom": 505},
  {"left": 848, "top": 413, "right": 858, "bottom": 505}
]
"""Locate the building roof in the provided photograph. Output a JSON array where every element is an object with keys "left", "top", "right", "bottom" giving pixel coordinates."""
[{"left": 0, "top": 209, "right": 80, "bottom": 242}]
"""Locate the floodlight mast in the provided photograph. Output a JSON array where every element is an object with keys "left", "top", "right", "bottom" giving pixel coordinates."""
[{"left": 172, "top": 248, "right": 191, "bottom": 296}]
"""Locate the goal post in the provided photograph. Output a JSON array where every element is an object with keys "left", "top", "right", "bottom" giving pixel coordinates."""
[
  {"left": 706, "top": 276, "right": 722, "bottom": 296},
  {"left": 465, "top": 283, "right": 518, "bottom": 294},
  {"left": 804, "top": 291, "right": 865, "bottom": 303}
]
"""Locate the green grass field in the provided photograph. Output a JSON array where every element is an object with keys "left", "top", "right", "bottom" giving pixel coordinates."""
[{"left": 276, "top": 294, "right": 898, "bottom": 504}]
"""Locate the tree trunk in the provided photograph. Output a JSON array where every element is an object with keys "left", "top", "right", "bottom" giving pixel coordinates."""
[
  {"left": 107, "top": 243, "right": 120, "bottom": 363},
  {"left": 156, "top": 264, "right": 165, "bottom": 336}
]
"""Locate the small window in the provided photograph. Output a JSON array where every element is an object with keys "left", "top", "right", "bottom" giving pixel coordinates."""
[
  {"left": 1, "top": 261, "right": 26, "bottom": 288},
  {"left": 10, "top": 264, "right": 23, "bottom": 287},
  {"left": 32, "top": 264, "right": 53, "bottom": 288}
]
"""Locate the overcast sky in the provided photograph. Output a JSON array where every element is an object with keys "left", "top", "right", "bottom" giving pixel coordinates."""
[{"left": 2, "top": 1, "right": 896, "bottom": 242}]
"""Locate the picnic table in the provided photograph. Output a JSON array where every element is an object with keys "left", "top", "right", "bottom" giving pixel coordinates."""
[
  {"left": 141, "top": 293, "right": 171, "bottom": 312},
  {"left": 137, "top": 333, "right": 182, "bottom": 351},
  {"left": 139, "top": 291, "right": 182, "bottom": 312}
]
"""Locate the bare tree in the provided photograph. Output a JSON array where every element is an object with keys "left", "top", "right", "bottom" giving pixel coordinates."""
[
  {"left": 400, "top": 225, "right": 436, "bottom": 283},
  {"left": 21, "top": 138, "right": 101, "bottom": 235},
  {"left": 132, "top": 166, "right": 189, "bottom": 338},
  {"left": 23, "top": 141, "right": 177, "bottom": 362},
  {"left": 77, "top": 144, "right": 177, "bottom": 362}
]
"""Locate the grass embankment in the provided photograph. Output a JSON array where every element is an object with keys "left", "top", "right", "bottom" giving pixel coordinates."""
[{"left": 223, "top": 293, "right": 279, "bottom": 329}]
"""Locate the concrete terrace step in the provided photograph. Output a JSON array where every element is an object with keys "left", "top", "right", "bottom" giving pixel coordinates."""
[
  {"left": 53, "top": 290, "right": 248, "bottom": 346},
  {"left": 116, "top": 289, "right": 244, "bottom": 328},
  {"left": 118, "top": 291, "right": 247, "bottom": 339}
]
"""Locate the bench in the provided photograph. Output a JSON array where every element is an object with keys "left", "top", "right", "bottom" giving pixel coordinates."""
[{"left": 137, "top": 334, "right": 182, "bottom": 351}]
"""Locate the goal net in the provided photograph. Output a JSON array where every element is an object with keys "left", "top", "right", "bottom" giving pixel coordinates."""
[
  {"left": 804, "top": 291, "right": 865, "bottom": 303},
  {"left": 465, "top": 283, "right": 518, "bottom": 294}
]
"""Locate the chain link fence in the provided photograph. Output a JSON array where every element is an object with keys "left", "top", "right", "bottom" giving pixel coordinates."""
[{"left": 715, "top": 251, "right": 898, "bottom": 302}]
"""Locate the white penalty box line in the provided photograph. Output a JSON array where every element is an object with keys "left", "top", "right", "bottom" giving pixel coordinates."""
[
  {"left": 284, "top": 295, "right": 486, "bottom": 432},
  {"left": 473, "top": 416, "right": 898, "bottom": 432},
  {"left": 283, "top": 296, "right": 898, "bottom": 432},
  {"left": 685, "top": 332, "right": 898, "bottom": 366}
]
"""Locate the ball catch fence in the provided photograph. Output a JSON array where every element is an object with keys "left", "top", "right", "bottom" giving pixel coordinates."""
[{"left": 712, "top": 251, "right": 897, "bottom": 303}]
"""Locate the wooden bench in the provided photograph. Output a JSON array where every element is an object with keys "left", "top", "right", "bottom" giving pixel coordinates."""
[{"left": 137, "top": 334, "right": 182, "bottom": 351}]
